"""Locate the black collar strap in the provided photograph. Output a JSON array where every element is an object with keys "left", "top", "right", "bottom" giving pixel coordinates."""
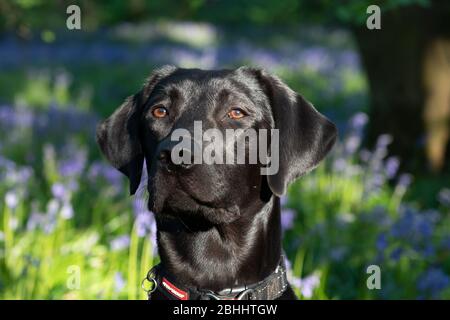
[{"left": 144, "top": 257, "right": 288, "bottom": 300}]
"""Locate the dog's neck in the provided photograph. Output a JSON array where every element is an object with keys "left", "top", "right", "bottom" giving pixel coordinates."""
[{"left": 155, "top": 196, "right": 282, "bottom": 291}]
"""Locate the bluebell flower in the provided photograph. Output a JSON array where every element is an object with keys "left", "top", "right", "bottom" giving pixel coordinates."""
[
  {"left": 344, "top": 134, "right": 362, "bottom": 155},
  {"left": 51, "top": 183, "right": 69, "bottom": 201},
  {"left": 359, "top": 149, "right": 372, "bottom": 163},
  {"left": 114, "top": 272, "right": 126, "bottom": 293},
  {"left": 27, "top": 212, "right": 45, "bottom": 231},
  {"left": 43, "top": 199, "right": 59, "bottom": 234},
  {"left": 384, "top": 157, "right": 400, "bottom": 179},
  {"left": 87, "top": 161, "right": 123, "bottom": 193},
  {"left": 417, "top": 218, "right": 433, "bottom": 238},
  {"left": 376, "top": 233, "right": 388, "bottom": 251},
  {"left": 371, "top": 173, "right": 386, "bottom": 189},
  {"left": 58, "top": 145, "right": 87, "bottom": 178},
  {"left": 332, "top": 157, "right": 347, "bottom": 173},
  {"left": 4, "top": 190, "right": 19, "bottom": 209},
  {"left": 280, "top": 195, "right": 288, "bottom": 207},
  {"left": 135, "top": 212, "right": 155, "bottom": 238},
  {"left": 375, "top": 134, "right": 393, "bottom": 150},
  {"left": 364, "top": 206, "right": 391, "bottom": 227},
  {"left": 422, "top": 244, "right": 435, "bottom": 258},
  {"left": 110, "top": 235, "right": 131, "bottom": 251},
  {"left": 281, "top": 208, "right": 295, "bottom": 231},
  {"left": 390, "top": 247, "right": 403, "bottom": 261},
  {"left": 397, "top": 174, "right": 413, "bottom": 189},
  {"left": 417, "top": 268, "right": 450, "bottom": 298},
  {"left": 7, "top": 166, "right": 33, "bottom": 185},
  {"left": 291, "top": 273, "right": 321, "bottom": 298},
  {"left": 149, "top": 220, "right": 158, "bottom": 254},
  {"left": 283, "top": 255, "right": 292, "bottom": 272},
  {"left": 349, "top": 112, "right": 368, "bottom": 131},
  {"left": 60, "top": 202, "right": 74, "bottom": 220}
]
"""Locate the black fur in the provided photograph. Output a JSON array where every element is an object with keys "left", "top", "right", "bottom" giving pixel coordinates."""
[{"left": 96, "top": 66, "right": 337, "bottom": 300}]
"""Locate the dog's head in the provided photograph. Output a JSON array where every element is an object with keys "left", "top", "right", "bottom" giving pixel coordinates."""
[{"left": 96, "top": 66, "right": 337, "bottom": 224}]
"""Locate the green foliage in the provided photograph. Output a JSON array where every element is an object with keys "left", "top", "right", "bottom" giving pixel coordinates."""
[{"left": 0, "top": 0, "right": 436, "bottom": 33}]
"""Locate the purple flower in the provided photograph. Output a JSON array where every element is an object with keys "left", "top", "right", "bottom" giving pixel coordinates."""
[
  {"left": 283, "top": 255, "right": 292, "bottom": 272},
  {"left": 51, "top": 183, "right": 69, "bottom": 201},
  {"left": 5, "top": 166, "right": 33, "bottom": 185},
  {"left": 390, "top": 247, "right": 403, "bottom": 261},
  {"left": 332, "top": 158, "right": 347, "bottom": 172},
  {"left": 280, "top": 195, "right": 288, "bottom": 207},
  {"left": 422, "top": 244, "right": 435, "bottom": 258},
  {"left": 376, "top": 134, "right": 393, "bottom": 150},
  {"left": 376, "top": 233, "right": 388, "bottom": 251},
  {"left": 384, "top": 157, "right": 400, "bottom": 179},
  {"left": 110, "top": 235, "right": 130, "bottom": 251},
  {"left": 301, "top": 47, "right": 331, "bottom": 72},
  {"left": 132, "top": 196, "right": 147, "bottom": 216},
  {"left": 349, "top": 112, "right": 368, "bottom": 131},
  {"left": 57, "top": 144, "right": 87, "bottom": 178},
  {"left": 60, "top": 202, "right": 74, "bottom": 219},
  {"left": 371, "top": 173, "right": 386, "bottom": 189},
  {"left": 397, "top": 173, "right": 413, "bottom": 189},
  {"left": 59, "top": 157, "right": 86, "bottom": 178},
  {"left": 88, "top": 161, "right": 123, "bottom": 193},
  {"left": 344, "top": 134, "right": 362, "bottom": 154},
  {"left": 46, "top": 199, "right": 59, "bottom": 216},
  {"left": 390, "top": 207, "right": 436, "bottom": 245},
  {"left": 281, "top": 209, "right": 296, "bottom": 231},
  {"left": 291, "top": 273, "right": 321, "bottom": 298},
  {"left": 4, "top": 191, "right": 19, "bottom": 209},
  {"left": 417, "top": 268, "right": 450, "bottom": 298},
  {"left": 149, "top": 221, "right": 158, "bottom": 254},
  {"left": 135, "top": 211, "right": 155, "bottom": 238},
  {"left": 27, "top": 212, "right": 45, "bottom": 231},
  {"left": 114, "top": 272, "right": 126, "bottom": 293},
  {"left": 359, "top": 149, "right": 372, "bottom": 163}
]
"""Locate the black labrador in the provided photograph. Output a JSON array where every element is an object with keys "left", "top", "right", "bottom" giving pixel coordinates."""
[{"left": 96, "top": 66, "right": 337, "bottom": 300}]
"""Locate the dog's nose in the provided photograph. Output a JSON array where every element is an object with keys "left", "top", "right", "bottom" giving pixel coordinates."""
[{"left": 158, "top": 148, "right": 194, "bottom": 172}]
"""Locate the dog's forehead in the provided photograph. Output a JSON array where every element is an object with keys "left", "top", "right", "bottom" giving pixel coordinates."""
[
  {"left": 158, "top": 69, "right": 231, "bottom": 96},
  {"left": 152, "top": 68, "right": 259, "bottom": 101}
]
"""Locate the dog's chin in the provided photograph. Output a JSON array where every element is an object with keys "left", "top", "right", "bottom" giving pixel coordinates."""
[{"left": 149, "top": 188, "right": 241, "bottom": 225}]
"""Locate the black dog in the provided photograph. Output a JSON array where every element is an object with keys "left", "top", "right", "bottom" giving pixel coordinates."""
[{"left": 96, "top": 66, "right": 337, "bottom": 300}]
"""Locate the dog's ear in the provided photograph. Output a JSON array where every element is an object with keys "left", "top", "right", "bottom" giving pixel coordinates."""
[
  {"left": 96, "top": 65, "right": 177, "bottom": 195},
  {"left": 240, "top": 67, "right": 338, "bottom": 196}
]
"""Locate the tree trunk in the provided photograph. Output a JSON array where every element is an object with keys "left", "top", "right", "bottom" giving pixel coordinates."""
[{"left": 352, "top": 5, "right": 450, "bottom": 172}]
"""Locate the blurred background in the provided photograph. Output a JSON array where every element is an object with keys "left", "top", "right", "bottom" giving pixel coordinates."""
[{"left": 1, "top": 0, "right": 450, "bottom": 299}]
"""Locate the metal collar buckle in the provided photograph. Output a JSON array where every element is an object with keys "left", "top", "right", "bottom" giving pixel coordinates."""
[
  {"left": 203, "top": 288, "right": 255, "bottom": 300},
  {"left": 141, "top": 267, "right": 158, "bottom": 295}
]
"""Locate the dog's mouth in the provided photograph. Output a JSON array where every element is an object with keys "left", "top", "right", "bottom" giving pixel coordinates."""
[
  {"left": 150, "top": 185, "right": 241, "bottom": 225},
  {"left": 188, "top": 194, "right": 241, "bottom": 225}
]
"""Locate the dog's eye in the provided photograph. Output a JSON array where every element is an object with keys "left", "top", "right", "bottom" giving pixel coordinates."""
[
  {"left": 227, "top": 108, "right": 246, "bottom": 120},
  {"left": 151, "top": 106, "right": 168, "bottom": 118}
]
